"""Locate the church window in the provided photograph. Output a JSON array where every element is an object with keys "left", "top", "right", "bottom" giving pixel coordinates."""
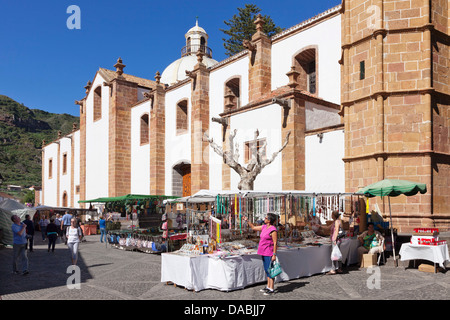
[
  {"left": 176, "top": 99, "right": 188, "bottom": 135},
  {"left": 140, "top": 114, "right": 149, "bottom": 145},
  {"left": 307, "top": 61, "right": 316, "bottom": 94},
  {"left": 62, "top": 153, "right": 67, "bottom": 175},
  {"left": 360, "top": 61, "right": 365, "bottom": 80},
  {"left": 48, "top": 158, "right": 53, "bottom": 179},
  {"left": 293, "top": 47, "right": 317, "bottom": 95},
  {"left": 93, "top": 86, "right": 102, "bottom": 121},
  {"left": 62, "top": 191, "right": 68, "bottom": 207},
  {"left": 244, "top": 138, "right": 266, "bottom": 164},
  {"left": 224, "top": 77, "right": 240, "bottom": 111}
]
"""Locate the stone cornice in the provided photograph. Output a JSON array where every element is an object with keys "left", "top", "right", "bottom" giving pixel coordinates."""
[
  {"left": 342, "top": 150, "right": 450, "bottom": 163},
  {"left": 219, "top": 89, "right": 340, "bottom": 118},
  {"left": 341, "top": 88, "right": 437, "bottom": 107}
]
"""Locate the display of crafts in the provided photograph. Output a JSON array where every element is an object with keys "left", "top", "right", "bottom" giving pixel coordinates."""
[
  {"left": 174, "top": 240, "right": 259, "bottom": 257},
  {"left": 300, "top": 230, "right": 330, "bottom": 245}
]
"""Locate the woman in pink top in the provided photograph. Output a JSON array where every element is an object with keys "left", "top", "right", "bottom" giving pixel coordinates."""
[{"left": 244, "top": 212, "right": 278, "bottom": 295}]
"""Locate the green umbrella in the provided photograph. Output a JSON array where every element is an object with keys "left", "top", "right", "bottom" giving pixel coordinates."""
[
  {"left": 357, "top": 179, "right": 427, "bottom": 198},
  {"left": 357, "top": 179, "right": 427, "bottom": 267}
]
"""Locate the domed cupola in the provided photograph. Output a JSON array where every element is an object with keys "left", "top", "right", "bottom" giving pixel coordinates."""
[{"left": 160, "top": 19, "right": 218, "bottom": 85}]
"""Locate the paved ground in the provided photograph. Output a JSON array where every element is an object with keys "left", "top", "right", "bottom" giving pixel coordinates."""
[{"left": 1, "top": 232, "right": 449, "bottom": 304}]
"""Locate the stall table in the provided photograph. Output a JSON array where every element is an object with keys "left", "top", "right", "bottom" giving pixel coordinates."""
[
  {"left": 161, "top": 239, "right": 360, "bottom": 292},
  {"left": 81, "top": 224, "right": 97, "bottom": 236},
  {"left": 399, "top": 243, "right": 449, "bottom": 271}
]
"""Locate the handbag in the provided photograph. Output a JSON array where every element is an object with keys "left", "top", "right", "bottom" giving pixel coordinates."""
[
  {"left": 331, "top": 243, "right": 342, "bottom": 261},
  {"left": 268, "top": 259, "right": 282, "bottom": 278}
]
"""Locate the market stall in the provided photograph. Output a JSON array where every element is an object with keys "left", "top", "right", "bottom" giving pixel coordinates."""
[
  {"left": 399, "top": 228, "right": 449, "bottom": 270},
  {"left": 161, "top": 190, "right": 365, "bottom": 291},
  {"left": 161, "top": 239, "right": 362, "bottom": 292},
  {"left": 79, "top": 194, "right": 178, "bottom": 253}
]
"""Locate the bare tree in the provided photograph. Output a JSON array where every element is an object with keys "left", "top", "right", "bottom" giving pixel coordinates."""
[{"left": 203, "top": 129, "right": 291, "bottom": 190}]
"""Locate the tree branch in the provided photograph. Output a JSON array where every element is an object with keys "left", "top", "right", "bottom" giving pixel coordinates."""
[{"left": 261, "top": 130, "right": 291, "bottom": 168}]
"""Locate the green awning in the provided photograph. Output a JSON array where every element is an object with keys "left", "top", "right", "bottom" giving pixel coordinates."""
[
  {"left": 78, "top": 194, "right": 178, "bottom": 203},
  {"left": 356, "top": 179, "right": 427, "bottom": 198}
]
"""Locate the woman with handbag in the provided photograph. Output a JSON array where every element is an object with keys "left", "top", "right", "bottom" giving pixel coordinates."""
[
  {"left": 243, "top": 212, "right": 279, "bottom": 296},
  {"left": 66, "top": 218, "right": 82, "bottom": 265},
  {"left": 327, "top": 210, "right": 344, "bottom": 275}
]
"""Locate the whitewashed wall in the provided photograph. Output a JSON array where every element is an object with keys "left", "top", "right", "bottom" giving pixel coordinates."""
[
  {"left": 42, "top": 143, "right": 58, "bottom": 206},
  {"left": 305, "top": 129, "right": 345, "bottom": 193},
  {"left": 85, "top": 73, "right": 109, "bottom": 200},
  {"left": 130, "top": 100, "right": 151, "bottom": 194},
  {"left": 164, "top": 82, "right": 192, "bottom": 196},
  {"left": 305, "top": 101, "right": 340, "bottom": 131},
  {"left": 229, "top": 104, "right": 283, "bottom": 191},
  {"left": 208, "top": 56, "right": 249, "bottom": 190},
  {"left": 58, "top": 136, "right": 72, "bottom": 206},
  {"left": 271, "top": 14, "right": 341, "bottom": 104},
  {"left": 72, "top": 130, "right": 80, "bottom": 207}
]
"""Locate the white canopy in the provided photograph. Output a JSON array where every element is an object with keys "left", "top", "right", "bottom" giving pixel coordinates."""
[{"left": 163, "top": 189, "right": 358, "bottom": 204}]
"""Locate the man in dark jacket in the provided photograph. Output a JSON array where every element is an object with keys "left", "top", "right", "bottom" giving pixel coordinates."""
[{"left": 22, "top": 214, "right": 35, "bottom": 252}]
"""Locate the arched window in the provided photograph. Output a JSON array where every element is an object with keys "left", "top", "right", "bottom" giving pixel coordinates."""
[
  {"left": 93, "top": 86, "right": 102, "bottom": 121},
  {"left": 140, "top": 114, "right": 149, "bottom": 145},
  {"left": 62, "top": 191, "right": 68, "bottom": 207},
  {"left": 293, "top": 47, "right": 317, "bottom": 95},
  {"left": 224, "top": 77, "right": 240, "bottom": 111},
  {"left": 176, "top": 99, "right": 188, "bottom": 135}
]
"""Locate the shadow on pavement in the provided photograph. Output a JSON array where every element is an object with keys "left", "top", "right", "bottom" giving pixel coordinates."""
[
  {"left": 0, "top": 236, "right": 93, "bottom": 296},
  {"left": 276, "top": 281, "right": 309, "bottom": 293}
]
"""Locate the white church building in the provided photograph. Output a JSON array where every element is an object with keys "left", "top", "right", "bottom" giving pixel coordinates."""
[{"left": 40, "top": 6, "right": 345, "bottom": 208}]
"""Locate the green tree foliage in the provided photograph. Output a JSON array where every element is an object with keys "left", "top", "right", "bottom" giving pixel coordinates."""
[
  {"left": 23, "top": 189, "right": 35, "bottom": 204},
  {"left": 220, "top": 4, "right": 284, "bottom": 57},
  {"left": 0, "top": 95, "right": 79, "bottom": 188}
]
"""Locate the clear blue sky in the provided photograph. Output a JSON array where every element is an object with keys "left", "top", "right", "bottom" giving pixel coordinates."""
[{"left": 0, "top": 0, "right": 341, "bottom": 117}]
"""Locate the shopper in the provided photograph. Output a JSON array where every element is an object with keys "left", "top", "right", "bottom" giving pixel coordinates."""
[
  {"left": 54, "top": 213, "right": 62, "bottom": 237},
  {"left": 243, "top": 212, "right": 278, "bottom": 296},
  {"left": 66, "top": 218, "right": 82, "bottom": 265},
  {"left": 39, "top": 215, "right": 49, "bottom": 241},
  {"left": 99, "top": 216, "right": 107, "bottom": 243},
  {"left": 11, "top": 215, "right": 29, "bottom": 275},
  {"left": 61, "top": 211, "right": 72, "bottom": 245},
  {"left": 46, "top": 217, "right": 59, "bottom": 252},
  {"left": 23, "top": 214, "right": 35, "bottom": 252},
  {"left": 327, "top": 210, "right": 344, "bottom": 275}
]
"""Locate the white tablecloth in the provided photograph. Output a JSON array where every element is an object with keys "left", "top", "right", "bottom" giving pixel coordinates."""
[
  {"left": 399, "top": 243, "right": 450, "bottom": 268},
  {"left": 161, "top": 239, "right": 360, "bottom": 292}
]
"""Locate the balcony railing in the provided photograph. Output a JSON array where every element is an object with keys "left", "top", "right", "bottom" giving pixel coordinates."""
[{"left": 181, "top": 45, "right": 213, "bottom": 58}]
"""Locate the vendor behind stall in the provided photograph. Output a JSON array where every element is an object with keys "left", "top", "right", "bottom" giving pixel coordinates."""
[{"left": 357, "top": 222, "right": 385, "bottom": 265}]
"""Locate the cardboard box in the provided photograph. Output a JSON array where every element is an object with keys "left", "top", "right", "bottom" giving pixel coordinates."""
[
  {"left": 418, "top": 263, "right": 441, "bottom": 273},
  {"left": 361, "top": 253, "right": 377, "bottom": 268}
]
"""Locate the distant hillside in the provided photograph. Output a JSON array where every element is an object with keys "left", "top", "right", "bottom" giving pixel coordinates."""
[{"left": 0, "top": 95, "right": 79, "bottom": 189}]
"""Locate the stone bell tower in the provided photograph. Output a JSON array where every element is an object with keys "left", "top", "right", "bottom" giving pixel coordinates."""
[{"left": 341, "top": 0, "right": 449, "bottom": 231}]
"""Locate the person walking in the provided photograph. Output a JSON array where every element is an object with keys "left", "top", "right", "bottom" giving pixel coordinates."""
[
  {"left": 99, "top": 216, "right": 107, "bottom": 243},
  {"left": 54, "top": 213, "right": 62, "bottom": 238},
  {"left": 327, "top": 210, "right": 344, "bottom": 275},
  {"left": 61, "top": 211, "right": 72, "bottom": 245},
  {"left": 22, "top": 214, "right": 35, "bottom": 252},
  {"left": 243, "top": 212, "right": 278, "bottom": 296},
  {"left": 11, "top": 215, "right": 29, "bottom": 275},
  {"left": 46, "top": 217, "right": 59, "bottom": 252},
  {"left": 39, "top": 215, "right": 49, "bottom": 241},
  {"left": 66, "top": 218, "right": 82, "bottom": 265}
]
